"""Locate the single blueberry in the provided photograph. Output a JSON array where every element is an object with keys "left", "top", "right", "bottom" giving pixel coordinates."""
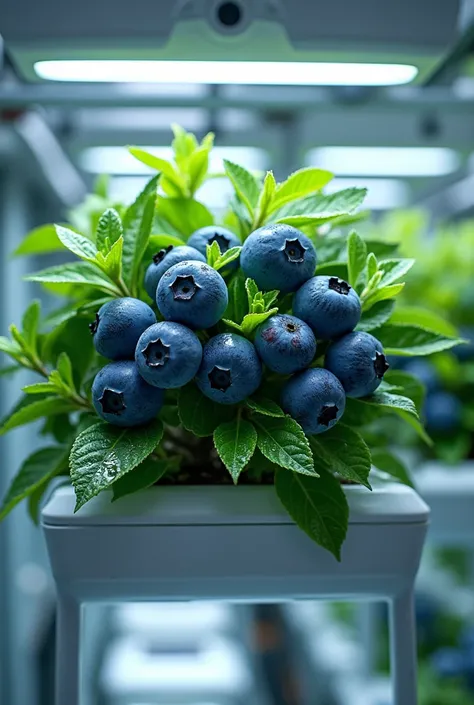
[
  {"left": 403, "top": 358, "right": 438, "bottom": 394},
  {"left": 188, "top": 226, "right": 241, "bottom": 270},
  {"left": 92, "top": 360, "right": 164, "bottom": 427},
  {"left": 156, "top": 261, "right": 228, "bottom": 330},
  {"left": 254, "top": 314, "right": 317, "bottom": 374},
  {"left": 196, "top": 333, "right": 262, "bottom": 404},
  {"left": 431, "top": 648, "right": 467, "bottom": 678},
  {"left": 144, "top": 245, "right": 206, "bottom": 299},
  {"left": 293, "top": 275, "right": 361, "bottom": 340},
  {"left": 240, "top": 223, "right": 317, "bottom": 293},
  {"left": 325, "top": 331, "right": 389, "bottom": 398},
  {"left": 281, "top": 368, "right": 346, "bottom": 435},
  {"left": 424, "top": 391, "right": 462, "bottom": 433},
  {"left": 90, "top": 297, "right": 156, "bottom": 361},
  {"left": 135, "top": 321, "right": 202, "bottom": 389}
]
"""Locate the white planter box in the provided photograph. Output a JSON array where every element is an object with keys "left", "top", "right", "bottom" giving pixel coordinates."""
[{"left": 42, "top": 479, "right": 429, "bottom": 705}]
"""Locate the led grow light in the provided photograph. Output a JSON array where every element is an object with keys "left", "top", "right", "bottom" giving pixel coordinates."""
[
  {"left": 326, "top": 178, "right": 410, "bottom": 210},
  {"left": 307, "top": 147, "right": 459, "bottom": 177}
]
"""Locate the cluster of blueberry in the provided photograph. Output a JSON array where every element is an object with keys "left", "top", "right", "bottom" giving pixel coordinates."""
[{"left": 90, "top": 223, "right": 390, "bottom": 433}]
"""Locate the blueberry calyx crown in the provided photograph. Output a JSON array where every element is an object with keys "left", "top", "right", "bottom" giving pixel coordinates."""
[
  {"left": 208, "top": 365, "right": 232, "bottom": 392},
  {"left": 282, "top": 238, "right": 307, "bottom": 263},
  {"left": 317, "top": 404, "right": 339, "bottom": 427},
  {"left": 99, "top": 388, "right": 126, "bottom": 415},
  {"left": 328, "top": 277, "right": 351, "bottom": 295},
  {"left": 373, "top": 351, "right": 390, "bottom": 379},
  {"left": 285, "top": 321, "right": 298, "bottom": 333},
  {"left": 208, "top": 232, "right": 231, "bottom": 252},
  {"left": 89, "top": 313, "right": 100, "bottom": 335},
  {"left": 142, "top": 338, "right": 171, "bottom": 367},
  {"left": 170, "top": 274, "right": 201, "bottom": 301},
  {"left": 152, "top": 245, "right": 173, "bottom": 264}
]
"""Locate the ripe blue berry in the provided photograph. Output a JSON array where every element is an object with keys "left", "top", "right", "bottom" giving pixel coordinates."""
[
  {"left": 135, "top": 321, "right": 202, "bottom": 389},
  {"left": 254, "top": 314, "right": 316, "bottom": 374},
  {"left": 240, "top": 223, "right": 317, "bottom": 293},
  {"left": 293, "top": 275, "right": 361, "bottom": 340},
  {"left": 281, "top": 368, "right": 346, "bottom": 435},
  {"left": 196, "top": 333, "right": 262, "bottom": 404},
  {"left": 325, "top": 331, "right": 389, "bottom": 398},
  {"left": 188, "top": 226, "right": 241, "bottom": 270},
  {"left": 92, "top": 360, "right": 164, "bottom": 427},
  {"left": 403, "top": 359, "right": 438, "bottom": 394},
  {"left": 424, "top": 391, "right": 462, "bottom": 432},
  {"left": 144, "top": 245, "right": 206, "bottom": 299},
  {"left": 90, "top": 298, "right": 156, "bottom": 361},
  {"left": 156, "top": 261, "right": 228, "bottom": 330}
]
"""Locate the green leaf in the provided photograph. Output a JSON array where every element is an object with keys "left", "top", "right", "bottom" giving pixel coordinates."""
[
  {"left": 96, "top": 236, "right": 123, "bottom": 280},
  {"left": 55, "top": 225, "right": 98, "bottom": 261},
  {"left": 178, "top": 384, "right": 234, "bottom": 437},
  {"left": 274, "top": 188, "right": 367, "bottom": 227},
  {"left": 213, "top": 417, "right": 257, "bottom": 484},
  {"left": 366, "top": 252, "right": 378, "bottom": 280},
  {"left": 347, "top": 231, "right": 367, "bottom": 287},
  {"left": 363, "top": 283, "right": 405, "bottom": 310},
  {"left": 256, "top": 171, "right": 277, "bottom": 221},
  {"left": 171, "top": 123, "right": 198, "bottom": 169},
  {"left": 254, "top": 415, "right": 317, "bottom": 476},
  {"left": 122, "top": 175, "right": 159, "bottom": 288},
  {"left": 389, "top": 306, "right": 458, "bottom": 337},
  {"left": 112, "top": 455, "right": 176, "bottom": 501},
  {"left": 44, "top": 316, "right": 95, "bottom": 387},
  {"left": 357, "top": 300, "right": 395, "bottom": 333},
  {"left": 384, "top": 370, "right": 425, "bottom": 414},
  {"left": 129, "top": 147, "right": 186, "bottom": 195},
  {"left": 370, "top": 449, "right": 414, "bottom": 488},
  {"left": 70, "top": 420, "right": 164, "bottom": 511},
  {"left": 57, "top": 352, "right": 75, "bottom": 391},
  {"left": 378, "top": 258, "right": 415, "bottom": 287},
  {"left": 188, "top": 146, "right": 210, "bottom": 194},
  {"left": 13, "top": 224, "right": 64, "bottom": 257},
  {"left": 375, "top": 324, "right": 464, "bottom": 356},
  {"left": 0, "top": 397, "right": 75, "bottom": 435},
  {"left": 271, "top": 167, "right": 333, "bottom": 212},
  {"left": 223, "top": 159, "right": 260, "bottom": 217},
  {"left": 309, "top": 425, "right": 372, "bottom": 488},
  {"left": 0, "top": 336, "right": 22, "bottom": 359},
  {"left": 22, "top": 382, "right": 58, "bottom": 395},
  {"left": 22, "top": 300, "right": 41, "bottom": 350},
  {"left": 95, "top": 208, "right": 123, "bottom": 253},
  {"left": 94, "top": 173, "right": 110, "bottom": 199},
  {"left": 245, "top": 278, "right": 259, "bottom": 309},
  {"left": 224, "top": 308, "right": 279, "bottom": 336},
  {"left": 263, "top": 290, "right": 280, "bottom": 310},
  {"left": 214, "top": 246, "right": 242, "bottom": 272},
  {"left": 225, "top": 270, "right": 248, "bottom": 324},
  {"left": 246, "top": 396, "right": 286, "bottom": 417},
  {"left": 0, "top": 447, "right": 68, "bottom": 520},
  {"left": 275, "top": 467, "right": 349, "bottom": 561},
  {"left": 25, "top": 262, "right": 118, "bottom": 293},
  {"left": 206, "top": 240, "right": 221, "bottom": 268},
  {"left": 156, "top": 196, "right": 213, "bottom": 238},
  {"left": 364, "top": 239, "right": 400, "bottom": 259}
]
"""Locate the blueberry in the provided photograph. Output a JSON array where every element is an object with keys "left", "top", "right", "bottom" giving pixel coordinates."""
[
  {"left": 293, "top": 275, "right": 361, "bottom": 340},
  {"left": 135, "top": 321, "right": 202, "bottom": 389},
  {"left": 187, "top": 226, "right": 241, "bottom": 270},
  {"left": 325, "top": 331, "right": 389, "bottom": 398},
  {"left": 144, "top": 245, "right": 206, "bottom": 299},
  {"left": 156, "top": 261, "right": 228, "bottom": 330},
  {"left": 403, "top": 359, "right": 438, "bottom": 394},
  {"left": 90, "top": 298, "right": 156, "bottom": 360},
  {"left": 281, "top": 368, "right": 346, "bottom": 435},
  {"left": 254, "top": 314, "right": 317, "bottom": 374},
  {"left": 431, "top": 648, "right": 467, "bottom": 678},
  {"left": 196, "top": 333, "right": 262, "bottom": 404},
  {"left": 92, "top": 360, "right": 164, "bottom": 427},
  {"left": 240, "top": 223, "right": 317, "bottom": 293},
  {"left": 424, "top": 391, "right": 462, "bottom": 432}
]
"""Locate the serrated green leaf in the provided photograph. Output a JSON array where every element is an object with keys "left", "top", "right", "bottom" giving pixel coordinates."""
[
  {"left": 188, "top": 146, "right": 210, "bottom": 195},
  {"left": 263, "top": 290, "right": 280, "bottom": 310},
  {"left": 55, "top": 225, "right": 98, "bottom": 261},
  {"left": 22, "top": 300, "right": 41, "bottom": 350},
  {"left": 122, "top": 175, "right": 159, "bottom": 289},
  {"left": 388, "top": 306, "right": 457, "bottom": 337},
  {"left": 363, "top": 283, "right": 405, "bottom": 309},
  {"left": 224, "top": 270, "right": 248, "bottom": 324},
  {"left": 0, "top": 397, "right": 75, "bottom": 435},
  {"left": 309, "top": 425, "right": 372, "bottom": 488},
  {"left": 206, "top": 240, "right": 221, "bottom": 267},
  {"left": 246, "top": 396, "right": 286, "bottom": 417},
  {"left": 274, "top": 188, "right": 367, "bottom": 227},
  {"left": 22, "top": 382, "right": 58, "bottom": 395},
  {"left": 70, "top": 420, "right": 164, "bottom": 510},
  {"left": 96, "top": 236, "right": 123, "bottom": 280},
  {"left": 275, "top": 467, "right": 349, "bottom": 561},
  {"left": 214, "top": 246, "right": 242, "bottom": 272},
  {"left": 256, "top": 171, "right": 277, "bottom": 222},
  {"left": 214, "top": 417, "right": 257, "bottom": 483},
  {"left": 0, "top": 447, "right": 68, "bottom": 520},
  {"left": 357, "top": 300, "right": 395, "bottom": 333},
  {"left": 245, "top": 278, "right": 259, "bottom": 309},
  {"left": 375, "top": 324, "right": 464, "bottom": 356},
  {"left": 112, "top": 455, "right": 177, "bottom": 501},
  {"left": 25, "top": 262, "right": 118, "bottom": 293},
  {"left": 13, "top": 224, "right": 64, "bottom": 257},
  {"left": 271, "top": 167, "right": 333, "bottom": 212},
  {"left": 378, "top": 258, "right": 415, "bottom": 287},
  {"left": 370, "top": 448, "right": 414, "bottom": 488},
  {"left": 95, "top": 208, "right": 123, "bottom": 253},
  {"left": 224, "top": 159, "right": 260, "bottom": 217},
  {"left": 178, "top": 384, "right": 234, "bottom": 437},
  {"left": 347, "top": 231, "right": 367, "bottom": 288},
  {"left": 254, "top": 415, "right": 317, "bottom": 476},
  {"left": 129, "top": 147, "right": 187, "bottom": 195},
  {"left": 366, "top": 252, "right": 378, "bottom": 280},
  {"left": 225, "top": 308, "right": 279, "bottom": 336},
  {"left": 156, "top": 196, "right": 213, "bottom": 238}
]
